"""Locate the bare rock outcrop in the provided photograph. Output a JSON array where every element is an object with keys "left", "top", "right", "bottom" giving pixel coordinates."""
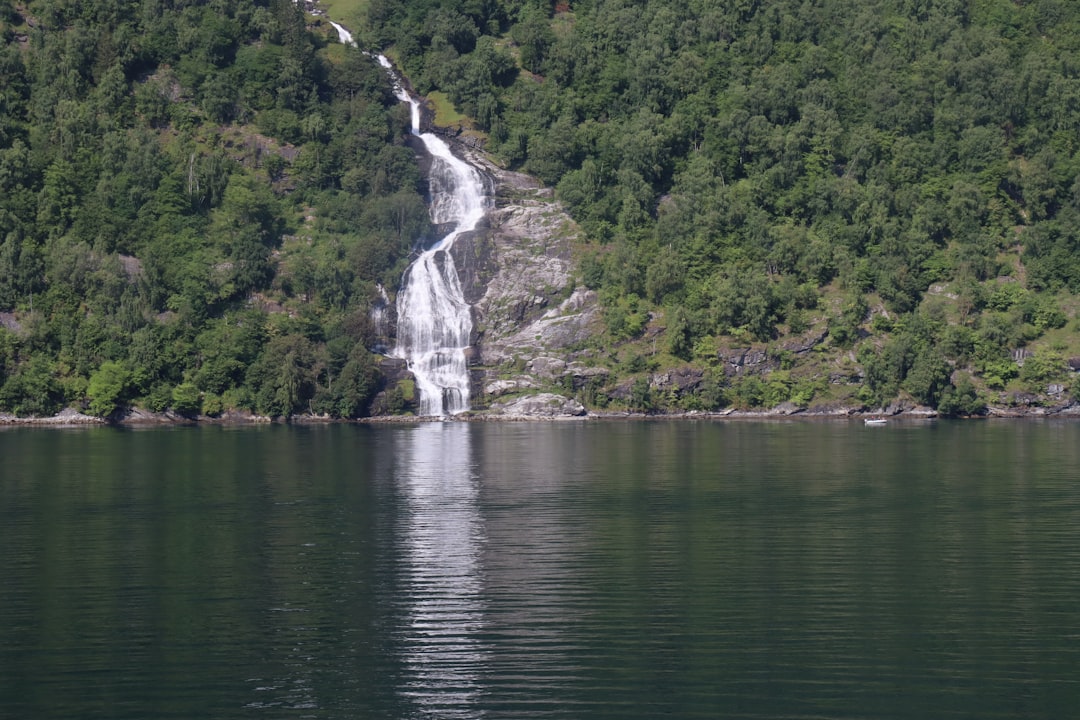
[
  {"left": 447, "top": 149, "right": 602, "bottom": 406},
  {"left": 489, "top": 393, "right": 587, "bottom": 418}
]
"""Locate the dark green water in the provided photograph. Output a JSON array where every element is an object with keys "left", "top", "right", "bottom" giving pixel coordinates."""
[{"left": 2, "top": 420, "right": 1079, "bottom": 719}]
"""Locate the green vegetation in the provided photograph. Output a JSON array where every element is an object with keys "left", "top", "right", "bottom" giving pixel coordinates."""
[
  {"left": 0, "top": 0, "right": 426, "bottom": 419},
  {"left": 359, "top": 0, "right": 1080, "bottom": 414},
  {"left": 319, "top": 0, "right": 369, "bottom": 28},
  {"left": 5, "top": 0, "right": 1080, "bottom": 418}
]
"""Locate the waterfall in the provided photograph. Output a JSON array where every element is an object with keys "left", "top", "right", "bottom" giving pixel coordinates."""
[
  {"left": 328, "top": 20, "right": 353, "bottom": 46},
  {"left": 331, "top": 23, "right": 487, "bottom": 416},
  {"left": 391, "top": 97, "right": 486, "bottom": 417}
]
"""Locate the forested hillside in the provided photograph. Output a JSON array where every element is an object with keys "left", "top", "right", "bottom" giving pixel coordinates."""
[
  {"left": 0, "top": 0, "right": 424, "bottom": 418},
  {"left": 4, "top": 0, "right": 1080, "bottom": 419},
  {"left": 356, "top": 0, "right": 1080, "bottom": 414}
]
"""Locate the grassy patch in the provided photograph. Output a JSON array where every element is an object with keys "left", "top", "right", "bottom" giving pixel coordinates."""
[
  {"left": 318, "top": 0, "right": 369, "bottom": 25},
  {"left": 320, "top": 41, "right": 348, "bottom": 65},
  {"left": 427, "top": 91, "right": 469, "bottom": 128}
]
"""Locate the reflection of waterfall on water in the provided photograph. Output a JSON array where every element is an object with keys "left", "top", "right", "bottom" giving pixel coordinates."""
[{"left": 394, "top": 423, "right": 488, "bottom": 718}]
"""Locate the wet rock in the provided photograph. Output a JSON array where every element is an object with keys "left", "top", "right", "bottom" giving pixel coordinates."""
[
  {"left": 377, "top": 357, "right": 411, "bottom": 383},
  {"left": 1052, "top": 401, "right": 1080, "bottom": 415},
  {"left": 804, "top": 403, "right": 862, "bottom": 416}
]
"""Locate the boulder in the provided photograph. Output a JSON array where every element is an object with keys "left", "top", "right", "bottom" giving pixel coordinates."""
[
  {"left": 527, "top": 356, "right": 568, "bottom": 379},
  {"left": 483, "top": 377, "right": 537, "bottom": 397},
  {"left": 491, "top": 393, "right": 587, "bottom": 418}
]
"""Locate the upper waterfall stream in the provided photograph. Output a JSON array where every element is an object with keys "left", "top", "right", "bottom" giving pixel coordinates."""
[{"left": 331, "top": 23, "right": 488, "bottom": 416}]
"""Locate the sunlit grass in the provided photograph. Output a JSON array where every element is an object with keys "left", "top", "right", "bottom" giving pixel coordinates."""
[
  {"left": 427, "top": 91, "right": 469, "bottom": 128},
  {"left": 318, "top": 0, "right": 369, "bottom": 25},
  {"left": 321, "top": 40, "right": 348, "bottom": 64}
]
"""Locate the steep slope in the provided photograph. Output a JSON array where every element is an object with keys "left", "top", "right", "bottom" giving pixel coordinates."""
[
  {"left": 449, "top": 150, "right": 604, "bottom": 415},
  {"left": 357, "top": 0, "right": 1080, "bottom": 418}
]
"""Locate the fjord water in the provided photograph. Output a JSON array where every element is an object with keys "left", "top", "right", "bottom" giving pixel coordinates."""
[{"left": 2, "top": 420, "right": 1080, "bottom": 719}]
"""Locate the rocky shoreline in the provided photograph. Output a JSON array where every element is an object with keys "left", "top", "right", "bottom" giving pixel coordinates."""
[{"left": 6, "top": 399, "right": 1080, "bottom": 428}]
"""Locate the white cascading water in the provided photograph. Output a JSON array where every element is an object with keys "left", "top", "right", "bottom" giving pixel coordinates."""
[
  {"left": 382, "top": 60, "right": 486, "bottom": 417},
  {"left": 331, "top": 22, "right": 486, "bottom": 417}
]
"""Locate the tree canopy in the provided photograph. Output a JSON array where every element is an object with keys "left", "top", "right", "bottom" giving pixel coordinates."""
[
  {"left": 0, "top": 0, "right": 426, "bottom": 418},
  {"left": 5, "top": 0, "right": 1080, "bottom": 418},
  {"left": 361, "top": 0, "right": 1080, "bottom": 414}
]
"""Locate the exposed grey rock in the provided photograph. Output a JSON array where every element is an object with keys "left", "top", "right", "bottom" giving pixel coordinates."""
[
  {"left": 444, "top": 147, "right": 601, "bottom": 395},
  {"left": 719, "top": 346, "right": 777, "bottom": 376},
  {"left": 649, "top": 367, "right": 704, "bottom": 394},
  {"left": 882, "top": 401, "right": 911, "bottom": 415},
  {"left": 377, "top": 357, "right": 411, "bottom": 383},
  {"left": 566, "top": 363, "right": 610, "bottom": 389},
  {"left": 380, "top": 138, "right": 600, "bottom": 416},
  {"left": 781, "top": 327, "right": 828, "bottom": 354},
  {"left": 1052, "top": 401, "right": 1080, "bottom": 415},
  {"left": 769, "top": 401, "right": 803, "bottom": 415},
  {"left": 491, "top": 393, "right": 587, "bottom": 418},
  {"left": 0, "top": 407, "right": 104, "bottom": 425},
  {"left": 1006, "top": 391, "right": 1039, "bottom": 406},
  {"left": 0, "top": 312, "right": 21, "bottom": 332},
  {"left": 804, "top": 403, "right": 862, "bottom": 416},
  {"left": 483, "top": 377, "right": 538, "bottom": 397}
]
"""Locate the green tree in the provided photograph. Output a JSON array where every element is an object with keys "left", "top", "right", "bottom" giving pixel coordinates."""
[
  {"left": 87, "top": 361, "right": 130, "bottom": 418},
  {"left": 171, "top": 382, "right": 202, "bottom": 417},
  {"left": 904, "top": 352, "right": 952, "bottom": 407}
]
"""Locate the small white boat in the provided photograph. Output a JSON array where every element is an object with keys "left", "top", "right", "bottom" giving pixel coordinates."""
[{"left": 864, "top": 418, "right": 888, "bottom": 426}]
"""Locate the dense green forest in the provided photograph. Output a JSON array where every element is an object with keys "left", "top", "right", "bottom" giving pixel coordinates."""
[
  {"left": 1, "top": 0, "right": 427, "bottom": 418},
  {"left": 351, "top": 0, "right": 1080, "bottom": 414},
  {"left": 4, "top": 0, "right": 1080, "bottom": 418}
]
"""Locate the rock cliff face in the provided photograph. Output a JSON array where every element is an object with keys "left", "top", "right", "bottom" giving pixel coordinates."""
[{"left": 445, "top": 148, "right": 603, "bottom": 415}]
